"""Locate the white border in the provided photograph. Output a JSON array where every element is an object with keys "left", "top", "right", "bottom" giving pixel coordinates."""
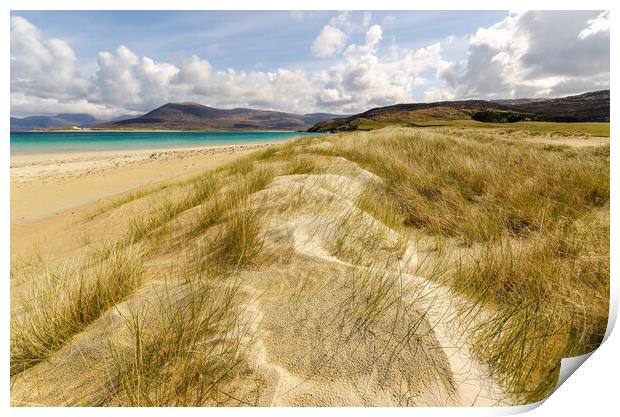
[{"left": 2, "top": 1, "right": 616, "bottom": 416}]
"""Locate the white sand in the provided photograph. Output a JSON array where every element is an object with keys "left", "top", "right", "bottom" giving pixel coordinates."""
[{"left": 10, "top": 143, "right": 277, "bottom": 182}]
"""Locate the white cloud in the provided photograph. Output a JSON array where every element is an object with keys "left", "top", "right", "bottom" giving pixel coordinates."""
[
  {"left": 10, "top": 92, "right": 127, "bottom": 119},
  {"left": 10, "top": 12, "right": 610, "bottom": 118},
  {"left": 579, "top": 10, "right": 610, "bottom": 40},
  {"left": 311, "top": 25, "right": 348, "bottom": 58},
  {"left": 314, "top": 26, "right": 449, "bottom": 112},
  {"left": 365, "top": 25, "right": 382, "bottom": 49},
  {"left": 10, "top": 16, "right": 88, "bottom": 100},
  {"left": 423, "top": 87, "right": 455, "bottom": 103},
  {"left": 90, "top": 45, "right": 180, "bottom": 111},
  {"left": 173, "top": 55, "right": 211, "bottom": 87},
  {"left": 311, "top": 11, "right": 379, "bottom": 58},
  {"left": 12, "top": 15, "right": 451, "bottom": 116},
  {"left": 93, "top": 46, "right": 141, "bottom": 105},
  {"left": 434, "top": 11, "right": 610, "bottom": 99}
]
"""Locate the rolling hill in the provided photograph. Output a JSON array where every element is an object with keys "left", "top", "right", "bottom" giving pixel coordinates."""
[
  {"left": 95, "top": 103, "right": 344, "bottom": 131},
  {"left": 493, "top": 90, "right": 610, "bottom": 122},
  {"left": 13, "top": 90, "right": 608, "bottom": 133},
  {"left": 309, "top": 90, "right": 610, "bottom": 132},
  {"left": 10, "top": 113, "right": 99, "bottom": 132}
]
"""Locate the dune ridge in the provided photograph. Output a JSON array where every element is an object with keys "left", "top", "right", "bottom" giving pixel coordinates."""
[{"left": 10, "top": 126, "right": 609, "bottom": 406}]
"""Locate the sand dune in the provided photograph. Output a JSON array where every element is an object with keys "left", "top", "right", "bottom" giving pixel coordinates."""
[
  {"left": 10, "top": 145, "right": 509, "bottom": 406},
  {"left": 10, "top": 127, "right": 608, "bottom": 406}
]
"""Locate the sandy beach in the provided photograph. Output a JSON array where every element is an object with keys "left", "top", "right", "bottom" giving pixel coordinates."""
[{"left": 10, "top": 143, "right": 273, "bottom": 257}]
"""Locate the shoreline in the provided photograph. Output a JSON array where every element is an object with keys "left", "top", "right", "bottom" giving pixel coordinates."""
[
  {"left": 10, "top": 142, "right": 276, "bottom": 231},
  {"left": 10, "top": 141, "right": 280, "bottom": 162},
  {"left": 10, "top": 130, "right": 321, "bottom": 156},
  {"left": 19, "top": 129, "right": 309, "bottom": 133}
]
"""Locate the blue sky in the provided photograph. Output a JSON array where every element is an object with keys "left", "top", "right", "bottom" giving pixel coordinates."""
[
  {"left": 14, "top": 11, "right": 506, "bottom": 73},
  {"left": 10, "top": 10, "right": 609, "bottom": 118}
]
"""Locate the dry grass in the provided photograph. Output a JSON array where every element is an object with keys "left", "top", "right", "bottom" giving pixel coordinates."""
[
  {"left": 286, "top": 156, "right": 316, "bottom": 175},
  {"left": 203, "top": 201, "right": 265, "bottom": 269},
  {"left": 124, "top": 172, "right": 222, "bottom": 244},
  {"left": 424, "top": 120, "right": 610, "bottom": 137},
  {"left": 314, "top": 126, "right": 609, "bottom": 403},
  {"left": 218, "top": 156, "right": 255, "bottom": 176},
  {"left": 11, "top": 244, "right": 148, "bottom": 375},
  {"left": 195, "top": 170, "right": 274, "bottom": 272},
  {"left": 453, "top": 209, "right": 609, "bottom": 402},
  {"left": 107, "top": 277, "right": 257, "bottom": 406},
  {"left": 103, "top": 164, "right": 278, "bottom": 405},
  {"left": 11, "top": 125, "right": 609, "bottom": 406},
  {"left": 85, "top": 184, "right": 171, "bottom": 221},
  {"left": 328, "top": 208, "right": 407, "bottom": 268},
  {"left": 318, "top": 128, "right": 608, "bottom": 244},
  {"left": 11, "top": 156, "right": 274, "bottom": 401}
]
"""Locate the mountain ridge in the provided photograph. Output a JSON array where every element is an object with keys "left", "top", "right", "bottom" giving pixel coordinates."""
[
  {"left": 95, "top": 103, "right": 345, "bottom": 131},
  {"left": 10, "top": 113, "right": 99, "bottom": 132},
  {"left": 12, "top": 90, "right": 609, "bottom": 133},
  {"left": 308, "top": 90, "right": 610, "bottom": 132}
]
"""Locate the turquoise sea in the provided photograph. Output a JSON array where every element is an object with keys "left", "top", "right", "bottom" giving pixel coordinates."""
[{"left": 10, "top": 131, "right": 320, "bottom": 155}]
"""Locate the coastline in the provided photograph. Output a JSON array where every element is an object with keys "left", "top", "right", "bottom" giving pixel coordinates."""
[
  {"left": 10, "top": 142, "right": 276, "bottom": 236},
  {"left": 11, "top": 130, "right": 319, "bottom": 155},
  {"left": 28, "top": 128, "right": 308, "bottom": 133},
  {"left": 11, "top": 142, "right": 279, "bottom": 172}
]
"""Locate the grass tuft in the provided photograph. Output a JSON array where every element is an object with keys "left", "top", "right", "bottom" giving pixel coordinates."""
[
  {"left": 11, "top": 244, "right": 148, "bottom": 375},
  {"left": 108, "top": 278, "right": 256, "bottom": 406}
]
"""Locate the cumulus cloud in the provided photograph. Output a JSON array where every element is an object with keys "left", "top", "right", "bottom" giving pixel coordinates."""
[
  {"left": 365, "top": 25, "right": 382, "bottom": 48},
  {"left": 10, "top": 92, "right": 128, "bottom": 119},
  {"left": 10, "top": 12, "right": 610, "bottom": 118},
  {"left": 314, "top": 22, "right": 450, "bottom": 112},
  {"left": 11, "top": 14, "right": 452, "bottom": 117},
  {"left": 311, "top": 12, "right": 382, "bottom": 58},
  {"left": 172, "top": 57, "right": 317, "bottom": 112},
  {"left": 579, "top": 10, "right": 610, "bottom": 40},
  {"left": 520, "top": 11, "right": 609, "bottom": 79},
  {"left": 173, "top": 55, "right": 211, "bottom": 88},
  {"left": 10, "top": 16, "right": 89, "bottom": 100},
  {"left": 311, "top": 25, "right": 348, "bottom": 58},
  {"left": 435, "top": 11, "right": 610, "bottom": 99},
  {"left": 91, "top": 45, "right": 179, "bottom": 110}
]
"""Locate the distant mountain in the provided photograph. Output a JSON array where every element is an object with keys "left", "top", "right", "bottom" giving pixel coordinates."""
[
  {"left": 308, "top": 100, "right": 518, "bottom": 132},
  {"left": 301, "top": 113, "right": 349, "bottom": 126},
  {"left": 309, "top": 90, "right": 610, "bottom": 132},
  {"left": 106, "top": 114, "right": 141, "bottom": 123},
  {"left": 95, "top": 103, "right": 345, "bottom": 131},
  {"left": 10, "top": 113, "right": 98, "bottom": 132},
  {"left": 493, "top": 90, "right": 610, "bottom": 122}
]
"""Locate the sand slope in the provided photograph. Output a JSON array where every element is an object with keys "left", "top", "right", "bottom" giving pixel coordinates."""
[{"left": 11, "top": 145, "right": 513, "bottom": 406}]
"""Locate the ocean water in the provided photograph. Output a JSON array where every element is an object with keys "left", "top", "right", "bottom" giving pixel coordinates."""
[{"left": 10, "top": 131, "right": 321, "bottom": 155}]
